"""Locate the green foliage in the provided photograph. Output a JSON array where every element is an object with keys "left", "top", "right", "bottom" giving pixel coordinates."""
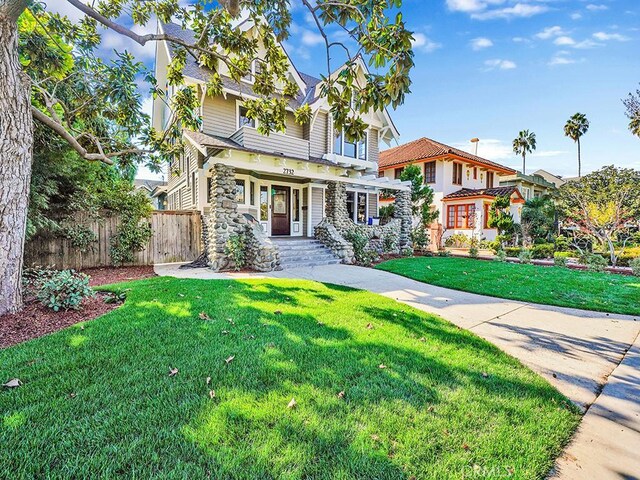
[
  {"left": 564, "top": 113, "right": 590, "bottom": 143},
  {"left": 558, "top": 165, "right": 640, "bottom": 266},
  {"left": 36, "top": 270, "right": 94, "bottom": 311},
  {"left": 468, "top": 245, "right": 479, "bottom": 259},
  {"left": 623, "top": 84, "right": 640, "bottom": 138},
  {"left": 487, "top": 240, "right": 502, "bottom": 254},
  {"left": 554, "top": 255, "right": 568, "bottom": 267},
  {"left": 531, "top": 243, "right": 555, "bottom": 260},
  {"left": 518, "top": 249, "right": 533, "bottom": 264},
  {"left": 378, "top": 204, "right": 395, "bottom": 224},
  {"left": 555, "top": 235, "right": 570, "bottom": 252},
  {"left": 344, "top": 229, "right": 378, "bottom": 266},
  {"left": 224, "top": 234, "right": 247, "bottom": 271},
  {"left": 512, "top": 130, "right": 537, "bottom": 173},
  {"left": 22, "top": 266, "right": 58, "bottom": 298},
  {"left": 382, "top": 232, "right": 398, "bottom": 253},
  {"left": 630, "top": 257, "right": 640, "bottom": 276},
  {"left": 410, "top": 225, "right": 429, "bottom": 252},
  {"left": 494, "top": 249, "right": 507, "bottom": 262},
  {"left": 444, "top": 233, "right": 470, "bottom": 248},
  {"left": 581, "top": 253, "right": 608, "bottom": 272},
  {"left": 399, "top": 165, "right": 438, "bottom": 226},
  {"left": 505, "top": 247, "right": 522, "bottom": 257},
  {"left": 61, "top": 224, "right": 98, "bottom": 253},
  {"left": 488, "top": 195, "right": 516, "bottom": 242},
  {"left": 521, "top": 197, "right": 556, "bottom": 244}
]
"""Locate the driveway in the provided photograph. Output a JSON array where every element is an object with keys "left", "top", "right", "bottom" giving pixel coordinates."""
[{"left": 155, "top": 263, "right": 640, "bottom": 479}]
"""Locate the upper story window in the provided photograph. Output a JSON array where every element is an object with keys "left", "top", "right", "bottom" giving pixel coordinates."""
[
  {"left": 486, "top": 171, "right": 494, "bottom": 188},
  {"left": 394, "top": 167, "right": 403, "bottom": 180},
  {"left": 452, "top": 162, "right": 463, "bottom": 185},
  {"left": 473, "top": 167, "right": 478, "bottom": 180},
  {"left": 242, "top": 59, "right": 261, "bottom": 83},
  {"left": 237, "top": 105, "right": 255, "bottom": 129},
  {"left": 333, "top": 130, "right": 367, "bottom": 161},
  {"left": 424, "top": 161, "right": 436, "bottom": 184}
]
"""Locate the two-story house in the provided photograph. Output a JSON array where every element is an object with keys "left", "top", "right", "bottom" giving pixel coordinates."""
[
  {"left": 152, "top": 21, "right": 407, "bottom": 247},
  {"left": 498, "top": 171, "right": 559, "bottom": 201},
  {"left": 379, "top": 137, "right": 524, "bottom": 242}
]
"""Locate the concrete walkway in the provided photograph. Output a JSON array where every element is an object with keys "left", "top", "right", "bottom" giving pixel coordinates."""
[{"left": 155, "top": 263, "right": 640, "bottom": 479}]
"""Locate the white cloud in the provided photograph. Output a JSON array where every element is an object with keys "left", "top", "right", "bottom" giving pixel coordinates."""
[
  {"left": 472, "top": 3, "right": 549, "bottom": 20},
  {"left": 570, "top": 12, "right": 582, "bottom": 20},
  {"left": 446, "top": 0, "right": 498, "bottom": 13},
  {"left": 411, "top": 33, "right": 442, "bottom": 53},
  {"left": 554, "top": 36, "right": 576, "bottom": 46},
  {"left": 470, "top": 37, "right": 494, "bottom": 50},
  {"left": 548, "top": 51, "right": 576, "bottom": 66},
  {"left": 573, "top": 39, "right": 601, "bottom": 49},
  {"left": 453, "top": 139, "right": 513, "bottom": 161},
  {"left": 586, "top": 4, "right": 609, "bottom": 12},
  {"left": 535, "top": 26, "right": 566, "bottom": 40},
  {"left": 484, "top": 58, "right": 517, "bottom": 70},
  {"left": 301, "top": 30, "right": 324, "bottom": 47},
  {"left": 44, "top": 0, "right": 86, "bottom": 21},
  {"left": 100, "top": 27, "right": 156, "bottom": 62},
  {"left": 593, "top": 31, "right": 630, "bottom": 41}
]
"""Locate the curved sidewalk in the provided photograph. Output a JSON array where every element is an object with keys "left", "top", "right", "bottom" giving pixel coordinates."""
[{"left": 155, "top": 263, "right": 640, "bottom": 479}]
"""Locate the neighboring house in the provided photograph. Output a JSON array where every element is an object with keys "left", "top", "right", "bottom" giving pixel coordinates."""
[
  {"left": 379, "top": 137, "right": 524, "bottom": 242},
  {"left": 532, "top": 169, "right": 566, "bottom": 189},
  {"left": 151, "top": 20, "right": 410, "bottom": 270},
  {"left": 499, "top": 171, "right": 559, "bottom": 201},
  {"left": 134, "top": 179, "right": 168, "bottom": 210}
]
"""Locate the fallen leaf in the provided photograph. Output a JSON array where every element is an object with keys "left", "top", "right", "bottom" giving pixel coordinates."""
[
  {"left": 427, "top": 406, "right": 435, "bottom": 412},
  {"left": 196, "top": 295, "right": 202, "bottom": 299},
  {"left": 462, "top": 443, "right": 470, "bottom": 451},
  {"left": 169, "top": 368, "right": 179, "bottom": 377},
  {"left": 199, "top": 312, "right": 211, "bottom": 320},
  {"left": 209, "top": 390, "right": 216, "bottom": 399},
  {"left": 443, "top": 429, "right": 450, "bottom": 436},
  {"left": 419, "top": 337, "right": 426, "bottom": 342},
  {"left": 371, "top": 434, "right": 380, "bottom": 442},
  {"left": 225, "top": 355, "right": 235, "bottom": 365},
  {"left": 337, "top": 390, "right": 345, "bottom": 399},
  {"left": 274, "top": 310, "right": 282, "bottom": 315},
  {"left": 3, "top": 378, "right": 21, "bottom": 388},
  {"left": 221, "top": 330, "right": 229, "bottom": 335},
  {"left": 366, "top": 323, "right": 374, "bottom": 330},
  {"left": 317, "top": 322, "right": 325, "bottom": 326},
  {"left": 287, "top": 398, "right": 297, "bottom": 409},
  {"left": 227, "top": 318, "right": 235, "bottom": 325},
  {"left": 379, "top": 364, "right": 387, "bottom": 369},
  {"left": 69, "top": 393, "right": 76, "bottom": 399},
  {"left": 178, "top": 293, "right": 185, "bottom": 297},
  {"left": 481, "top": 372, "right": 489, "bottom": 378},
  {"left": 206, "top": 377, "right": 211, "bottom": 385}
]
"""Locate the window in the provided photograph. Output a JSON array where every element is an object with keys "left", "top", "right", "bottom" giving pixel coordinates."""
[
  {"left": 483, "top": 203, "right": 490, "bottom": 229},
  {"left": 394, "top": 167, "right": 403, "bottom": 180},
  {"left": 260, "top": 186, "right": 268, "bottom": 221},
  {"left": 522, "top": 187, "right": 530, "bottom": 200},
  {"left": 473, "top": 167, "right": 478, "bottom": 180},
  {"left": 357, "top": 192, "right": 367, "bottom": 224},
  {"left": 446, "top": 204, "right": 475, "bottom": 229},
  {"left": 333, "top": 130, "right": 367, "bottom": 160},
  {"left": 486, "top": 171, "right": 494, "bottom": 188},
  {"left": 452, "top": 162, "right": 463, "bottom": 185},
  {"left": 235, "top": 179, "right": 246, "bottom": 204},
  {"left": 424, "top": 161, "right": 436, "bottom": 184},
  {"left": 346, "top": 191, "right": 355, "bottom": 220},
  {"left": 293, "top": 189, "right": 300, "bottom": 222},
  {"left": 237, "top": 105, "right": 255, "bottom": 129},
  {"left": 250, "top": 181, "right": 255, "bottom": 205}
]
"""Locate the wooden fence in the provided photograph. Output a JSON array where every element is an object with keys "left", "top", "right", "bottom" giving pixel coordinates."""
[{"left": 24, "top": 211, "right": 202, "bottom": 269}]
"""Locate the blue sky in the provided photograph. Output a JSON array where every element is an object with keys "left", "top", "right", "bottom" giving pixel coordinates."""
[{"left": 47, "top": 1, "right": 640, "bottom": 179}]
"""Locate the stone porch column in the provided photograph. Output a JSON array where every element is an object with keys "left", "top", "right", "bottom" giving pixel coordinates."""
[
  {"left": 325, "top": 181, "right": 350, "bottom": 230},
  {"left": 394, "top": 190, "right": 413, "bottom": 250}
]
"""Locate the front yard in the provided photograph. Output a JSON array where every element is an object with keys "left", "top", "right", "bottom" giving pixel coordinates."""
[
  {"left": 1, "top": 277, "right": 578, "bottom": 479},
  {"left": 376, "top": 256, "right": 640, "bottom": 316}
]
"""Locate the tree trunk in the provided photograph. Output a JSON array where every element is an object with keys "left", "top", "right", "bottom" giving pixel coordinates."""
[
  {"left": 522, "top": 153, "right": 526, "bottom": 175},
  {"left": 577, "top": 138, "right": 581, "bottom": 177},
  {"left": 0, "top": 6, "right": 33, "bottom": 315}
]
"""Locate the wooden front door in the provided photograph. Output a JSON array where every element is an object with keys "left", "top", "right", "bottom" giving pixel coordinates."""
[{"left": 271, "top": 186, "right": 290, "bottom": 236}]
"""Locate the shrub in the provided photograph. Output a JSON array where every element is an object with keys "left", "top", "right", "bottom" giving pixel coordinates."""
[
  {"left": 410, "top": 225, "right": 429, "bottom": 252},
  {"left": 437, "top": 249, "right": 450, "bottom": 257},
  {"left": 344, "top": 229, "right": 379, "bottom": 266},
  {"left": 581, "top": 253, "right": 608, "bottom": 272},
  {"left": 224, "top": 234, "right": 246, "bottom": 271},
  {"left": 494, "top": 249, "right": 507, "bottom": 262},
  {"left": 504, "top": 247, "right": 522, "bottom": 258},
  {"left": 382, "top": 232, "right": 398, "bottom": 254},
  {"left": 518, "top": 249, "right": 533, "bottom": 264},
  {"left": 37, "top": 270, "right": 94, "bottom": 311},
  {"left": 22, "top": 266, "right": 58, "bottom": 298},
  {"left": 531, "top": 243, "right": 555, "bottom": 260},
  {"left": 630, "top": 257, "right": 640, "bottom": 276},
  {"left": 555, "top": 235, "right": 570, "bottom": 251},
  {"left": 469, "top": 245, "right": 479, "bottom": 258},
  {"left": 444, "top": 233, "right": 470, "bottom": 248},
  {"left": 554, "top": 255, "right": 568, "bottom": 267},
  {"left": 487, "top": 240, "right": 502, "bottom": 254}
]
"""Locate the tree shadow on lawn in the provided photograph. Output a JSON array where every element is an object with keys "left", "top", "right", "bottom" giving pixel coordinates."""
[{"left": 0, "top": 278, "right": 579, "bottom": 479}]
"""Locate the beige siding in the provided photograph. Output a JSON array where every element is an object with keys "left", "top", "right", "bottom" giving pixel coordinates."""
[
  {"left": 311, "top": 187, "right": 324, "bottom": 227},
  {"left": 230, "top": 127, "right": 309, "bottom": 160},
  {"left": 285, "top": 112, "right": 304, "bottom": 139},
  {"left": 368, "top": 193, "right": 378, "bottom": 217},
  {"left": 309, "top": 112, "right": 328, "bottom": 158},
  {"left": 368, "top": 127, "right": 379, "bottom": 164},
  {"left": 201, "top": 94, "right": 238, "bottom": 138}
]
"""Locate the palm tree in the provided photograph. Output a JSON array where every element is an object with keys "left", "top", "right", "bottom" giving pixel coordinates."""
[
  {"left": 512, "top": 130, "right": 537, "bottom": 175},
  {"left": 564, "top": 113, "right": 590, "bottom": 177}
]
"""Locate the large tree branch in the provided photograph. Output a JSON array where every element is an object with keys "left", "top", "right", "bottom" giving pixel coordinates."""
[{"left": 0, "top": 0, "right": 28, "bottom": 21}]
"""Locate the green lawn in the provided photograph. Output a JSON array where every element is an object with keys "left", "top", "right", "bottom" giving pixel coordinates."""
[
  {"left": 376, "top": 256, "right": 640, "bottom": 316},
  {"left": 1, "top": 277, "right": 579, "bottom": 479}
]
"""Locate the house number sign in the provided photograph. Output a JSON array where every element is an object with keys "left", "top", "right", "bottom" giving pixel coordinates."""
[{"left": 283, "top": 168, "right": 295, "bottom": 175}]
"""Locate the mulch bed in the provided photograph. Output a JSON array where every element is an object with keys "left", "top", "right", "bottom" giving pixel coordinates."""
[
  {"left": 0, "top": 293, "right": 119, "bottom": 349},
  {"left": 83, "top": 265, "right": 156, "bottom": 286},
  {"left": 0, "top": 266, "right": 156, "bottom": 350}
]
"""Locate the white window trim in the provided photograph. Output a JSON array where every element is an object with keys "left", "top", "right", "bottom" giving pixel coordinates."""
[
  {"left": 333, "top": 129, "right": 368, "bottom": 161},
  {"left": 346, "top": 188, "right": 372, "bottom": 224},
  {"left": 236, "top": 100, "right": 257, "bottom": 131}
]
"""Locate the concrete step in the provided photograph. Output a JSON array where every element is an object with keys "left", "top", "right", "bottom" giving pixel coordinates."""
[
  {"left": 279, "top": 259, "right": 342, "bottom": 269},
  {"left": 279, "top": 252, "right": 339, "bottom": 262},
  {"left": 272, "top": 237, "right": 342, "bottom": 269}
]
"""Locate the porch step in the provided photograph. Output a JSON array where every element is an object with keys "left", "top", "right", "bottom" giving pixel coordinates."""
[{"left": 271, "top": 238, "right": 342, "bottom": 269}]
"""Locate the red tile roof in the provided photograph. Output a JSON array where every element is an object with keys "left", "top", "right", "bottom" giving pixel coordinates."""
[
  {"left": 379, "top": 137, "right": 516, "bottom": 174},
  {"left": 442, "top": 186, "right": 521, "bottom": 200}
]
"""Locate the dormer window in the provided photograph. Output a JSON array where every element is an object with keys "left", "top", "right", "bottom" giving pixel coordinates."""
[
  {"left": 333, "top": 130, "right": 367, "bottom": 160},
  {"left": 237, "top": 104, "right": 255, "bottom": 129}
]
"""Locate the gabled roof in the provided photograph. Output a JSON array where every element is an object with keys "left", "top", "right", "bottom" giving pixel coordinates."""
[
  {"left": 134, "top": 179, "right": 167, "bottom": 191},
  {"left": 379, "top": 137, "right": 515, "bottom": 174},
  {"left": 442, "top": 186, "right": 523, "bottom": 201}
]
